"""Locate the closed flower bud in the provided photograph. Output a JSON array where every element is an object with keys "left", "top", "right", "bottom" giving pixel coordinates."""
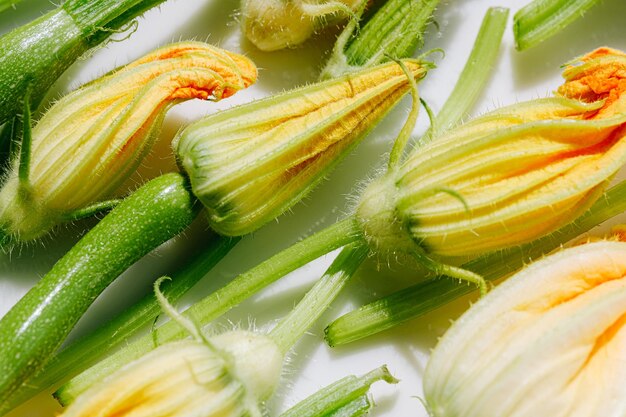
[
  {"left": 424, "top": 240, "right": 626, "bottom": 417},
  {"left": 241, "top": 0, "right": 362, "bottom": 51},
  {"left": 58, "top": 331, "right": 283, "bottom": 417},
  {"left": 357, "top": 47, "right": 626, "bottom": 257},
  {"left": 174, "top": 59, "right": 428, "bottom": 236},
  {"left": 0, "top": 41, "right": 256, "bottom": 242}
]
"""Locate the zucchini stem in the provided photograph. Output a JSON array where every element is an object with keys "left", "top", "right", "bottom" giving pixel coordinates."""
[
  {"left": 320, "top": 0, "right": 440, "bottom": 79},
  {"left": 278, "top": 365, "right": 397, "bottom": 417},
  {"left": 430, "top": 7, "right": 508, "bottom": 137},
  {"left": 513, "top": 0, "right": 601, "bottom": 51},
  {"left": 58, "top": 216, "right": 364, "bottom": 403},
  {"left": 325, "top": 179, "right": 626, "bottom": 346},
  {"left": 0, "top": 173, "right": 199, "bottom": 412},
  {"left": 2, "top": 234, "right": 238, "bottom": 413},
  {"left": 269, "top": 243, "right": 369, "bottom": 354}
]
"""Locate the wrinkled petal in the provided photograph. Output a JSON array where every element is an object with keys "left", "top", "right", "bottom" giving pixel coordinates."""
[
  {"left": 0, "top": 41, "right": 256, "bottom": 241},
  {"left": 176, "top": 59, "right": 427, "bottom": 236},
  {"left": 358, "top": 48, "right": 626, "bottom": 257},
  {"left": 425, "top": 240, "right": 626, "bottom": 417}
]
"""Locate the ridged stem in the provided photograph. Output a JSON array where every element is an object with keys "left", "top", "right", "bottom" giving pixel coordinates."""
[
  {"left": 269, "top": 243, "right": 369, "bottom": 354},
  {"left": 430, "top": 7, "right": 508, "bottom": 136},
  {"left": 513, "top": 0, "right": 601, "bottom": 51},
  {"left": 325, "top": 179, "right": 626, "bottom": 346},
  {"left": 3, "top": 234, "right": 238, "bottom": 413},
  {"left": 279, "top": 366, "right": 398, "bottom": 417},
  {"left": 63, "top": 0, "right": 167, "bottom": 46},
  {"left": 57, "top": 217, "right": 364, "bottom": 405},
  {"left": 0, "top": 173, "right": 199, "bottom": 412},
  {"left": 321, "top": 0, "right": 440, "bottom": 79}
]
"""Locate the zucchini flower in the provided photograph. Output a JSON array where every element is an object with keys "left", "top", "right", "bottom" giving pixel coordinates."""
[
  {"left": 174, "top": 59, "right": 428, "bottom": 236},
  {"left": 241, "top": 0, "right": 363, "bottom": 51},
  {"left": 59, "top": 331, "right": 283, "bottom": 417},
  {"left": 0, "top": 41, "right": 256, "bottom": 243},
  {"left": 357, "top": 47, "right": 626, "bottom": 259},
  {"left": 424, "top": 239, "right": 626, "bottom": 417}
]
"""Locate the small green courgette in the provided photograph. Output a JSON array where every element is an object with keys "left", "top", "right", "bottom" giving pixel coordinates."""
[{"left": 0, "top": 172, "right": 199, "bottom": 407}]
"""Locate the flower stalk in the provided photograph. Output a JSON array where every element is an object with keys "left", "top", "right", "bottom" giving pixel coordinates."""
[
  {"left": 279, "top": 366, "right": 398, "bottom": 417},
  {"left": 320, "top": 0, "right": 439, "bottom": 79},
  {"left": 430, "top": 7, "right": 508, "bottom": 135},
  {"left": 57, "top": 240, "right": 370, "bottom": 413},
  {"left": 56, "top": 218, "right": 364, "bottom": 404},
  {"left": 514, "top": 0, "right": 601, "bottom": 51},
  {"left": 269, "top": 243, "right": 369, "bottom": 353},
  {"left": 325, "top": 178, "right": 626, "bottom": 346}
]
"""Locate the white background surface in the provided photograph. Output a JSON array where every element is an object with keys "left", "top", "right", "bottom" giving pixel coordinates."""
[{"left": 2, "top": 0, "right": 626, "bottom": 415}]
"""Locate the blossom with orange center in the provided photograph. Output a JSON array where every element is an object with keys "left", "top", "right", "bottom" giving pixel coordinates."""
[
  {"left": 174, "top": 59, "right": 428, "bottom": 236},
  {"left": 357, "top": 47, "right": 626, "bottom": 258},
  {"left": 0, "top": 41, "right": 256, "bottom": 243},
  {"left": 424, "top": 238, "right": 626, "bottom": 417}
]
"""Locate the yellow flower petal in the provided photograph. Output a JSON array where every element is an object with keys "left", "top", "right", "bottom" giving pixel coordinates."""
[
  {"left": 425, "top": 240, "right": 626, "bottom": 417},
  {"left": 357, "top": 48, "right": 626, "bottom": 257},
  {"left": 176, "top": 59, "right": 428, "bottom": 236},
  {"left": 0, "top": 41, "right": 256, "bottom": 242},
  {"left": 59, "top": 331, "right": 282, "bottom": 417}
]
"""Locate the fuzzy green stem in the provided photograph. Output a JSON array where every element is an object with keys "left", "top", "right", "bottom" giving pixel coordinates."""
[
  {"left": 513, "top": 0, "right": 601, "bottom": 51},
  {"left": 429, "top": 7, "right": 508, "bottom": 137},
  {"left": 62, "top": 199, "right": 122, "bottom": 221},
  {"left": 321, "top": 0, "right": 440, "bottom": 79},
  {"left": 325, "top": 179, "right": 626, "bottom": 346},
  {"left": 327, "top": 396, "right": 372, "bottom": 417},
  {"left": 412, "top": 250, "right": 488, "bottom": 296},
  {"left": 2, "top": 234, "right": 238, "bottom": 414},
  {"left": 269, "top": 243, "right": 369, "bottom": 354},
  {"left": 0, "top": 173, "right": 199, "bottom": 412},
  {"left": 63, "top": 0, "right": 166, "bottom": 46},
  {"left": 57, "top": 217, "right": 364, "bottom": 405},
  {"left": 0, "top": 0, "right": 166, "bottom": 126},
  {"left": 387, "top": 59, "right": 420, "bottom": 169},
  {"left": 279, "top": 366, "right": 398, "bottom": 417}
]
